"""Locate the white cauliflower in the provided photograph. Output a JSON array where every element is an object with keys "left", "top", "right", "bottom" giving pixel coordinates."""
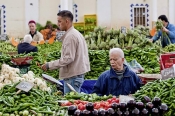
[
  {"left": 25, "top": 76, "right": 35, "bottom": 83},
  {"left": 22, "top": 74, "right": 29, "bottom": 79},
  {"left": 12, "top": 77, "right": 22, "bottom": 83},
  {"left": 15, "top": 68, "right": 20, "bottom": 74},
  {"left": 28, "top": 71, "right": 34, "bottom": 76},
  {"left": 0, "top": 75, "right": 4, "bottom": 82},
  {"left": 4, "top": 79, "right": 12, "bottom": 85}
]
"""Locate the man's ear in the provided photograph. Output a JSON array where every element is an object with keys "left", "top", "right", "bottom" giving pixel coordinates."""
[{"left": 122, "top": 58, "right": 125, "bottom": 62}]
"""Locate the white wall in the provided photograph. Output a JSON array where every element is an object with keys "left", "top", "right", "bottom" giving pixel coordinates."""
[
  {"left": 0, "top": 0, "right": 174, "bottom": 37},
  {"left": 97, "top": 0, "right": 111, "bottom": 28},
  {"left": 73, "top": 0, "right": 97, "bottom": 22}
]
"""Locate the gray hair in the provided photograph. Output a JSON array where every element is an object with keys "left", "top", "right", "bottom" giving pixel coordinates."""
[
  {"left": 109, "top": 48, "right": 124, "bottom": 58},
  {"left": 24, "top": 34, "right": 32, "bottom": 43}
]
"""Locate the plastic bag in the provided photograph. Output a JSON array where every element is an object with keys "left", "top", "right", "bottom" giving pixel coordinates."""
[
  {"left": 125, "top": 59, "right": 144, "bottom": 73},
  {"left": 56, "top": 31, "right": 65, "bottom": 42}
]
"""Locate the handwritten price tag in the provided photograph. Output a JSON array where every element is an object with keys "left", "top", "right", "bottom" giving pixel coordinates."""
[
  {"left": 161, "top": 65, "right": 175, "bottom": 80},
  {"left": 16, "top": 81, "right": 34, "bottom": 92}
]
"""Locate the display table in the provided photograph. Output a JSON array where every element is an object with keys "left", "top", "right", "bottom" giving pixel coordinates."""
[{"left": 60, "top": 80, "right": 97, "bottom": 94}]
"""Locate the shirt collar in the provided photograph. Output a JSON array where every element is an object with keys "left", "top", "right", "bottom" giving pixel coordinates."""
[
  {"left": 110, "top": 64, "right": 131, "bottom": 78},
  {"left": 61, "top": 26, "right": 74, "bottom": 41},
  {"left": 29, "top": 30, "right": 37, "bottom": 35},
  {"left": 166, "top": 22, "right": 170, "bottom": 29}
]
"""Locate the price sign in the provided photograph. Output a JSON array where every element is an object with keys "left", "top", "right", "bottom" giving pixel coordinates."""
[
  {"left": 161, "top": 65, "right": 175, "bottom": 80},
  {"left": 16, "top": 81, "right": 34, "bottom": 92}
]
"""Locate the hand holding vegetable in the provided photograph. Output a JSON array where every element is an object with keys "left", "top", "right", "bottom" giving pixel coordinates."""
[
  {"left": 41, "top": 63, "right": 48, "bottom": 71},
  {"left": 162, "top": 27, "right": 169, "bottom": 33}
]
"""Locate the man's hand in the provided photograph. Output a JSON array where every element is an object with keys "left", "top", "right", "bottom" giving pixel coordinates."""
[
  {"left": 41, "top": 64, "right": 48, "bottom": 71},
  {"left": 162, "top": 27, "right": 169, "bottom": 33}
]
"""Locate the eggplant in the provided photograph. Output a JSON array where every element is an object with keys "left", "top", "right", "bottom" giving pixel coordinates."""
[
  {"left": 131, "top": 108, "right": 140, "bottom": 116},
  {"left": 127, "top": 99, "right": 136, "bottom": 110},
  {"left": 152, "top": 97, "right": 161, "bottom": 108},
  {"left": 111, "top": 102, "right": 120, "bottom": 111},
  {"left": 86, "top": 102, "right": 94, "bottom": 111},
  {"left": 106, "top": 108, "right": 115, "bottom": 116},
  {"left": 68, "top": 105, "right": 77, "bottom": 115},
  {"left": 119, "top": 102, "right": 127, "bottom": 111},
  {"left": 143, "top": 96, "right": 151, "bottom": 103},
  {"left": 146, "top": 102, "right": 154, "bottom": 112},
  {"left": 159, "top": 103, "right": 168, "bottom": 115},
  {"left": 151, "top": 108, "right": 159, "bottom": 116},
  {"left": 136, "top": 101, "right": 145, "bottom": 110},
  {"left": 98, "top": 108, "right": 106, "bottom": 116},
  {"left": 123, "top": 108, "right": 130, "bottom": 116},
  {"left": 92, "top": 109, "right": 98, "bottom": 116},
  {"left": 74, "top": 109, "right": 82, "bottom": 116},
  {"left": 141, "top": 108, "right": 149, "bottom": 116},
  {"left": 116, "top": 108, "right": 123, "bottom": 116},
  {"left": 82, "top": 109, "right": 91, "bottom": 116}
]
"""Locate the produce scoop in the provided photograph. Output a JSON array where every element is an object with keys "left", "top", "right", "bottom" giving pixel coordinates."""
[{"left": 42, "top": 74, "right": 63, "bottom": 86}]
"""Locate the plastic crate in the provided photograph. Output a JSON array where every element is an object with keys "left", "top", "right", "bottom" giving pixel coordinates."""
[
  {"left": 7, "top": 52, "right": 18, "bottom": 56},
  {"left": 138, "top": 74, "right": 162, "bottom": 84},
  {"left": 160, "top": 53, "right": 175, "bottom": 70},
  {"left": 11, "top": 56, "right": 33, "bottom": 65}
]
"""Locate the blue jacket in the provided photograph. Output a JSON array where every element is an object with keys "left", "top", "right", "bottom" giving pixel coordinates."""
[
  {"left": 92, "top": 65, "right": 142, "bottom": 96},
  {"left": 153, "top": 23, "right": 175, "bottom": 47},
  {"left": 17, "top": 43, "right": 38, "bottom": 54}
]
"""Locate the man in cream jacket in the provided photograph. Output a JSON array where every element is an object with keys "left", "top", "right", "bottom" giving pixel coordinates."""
[{"left": 42, "top": 10, "right": 90, "bottom": 94}]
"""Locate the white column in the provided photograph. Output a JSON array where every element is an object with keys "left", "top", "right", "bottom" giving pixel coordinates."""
[
  {"left": 97, "top": 0, "right": 111, "bottom": 28},
  {"left": 152, "top": 0, "right": 157, "bottom": 21},
  {"left": 169, "top": 0, "right": 175, "bottom": 24},
  {"left": 60, "top": 0, "right": 73, "bottom": 13},
  {"left": 25, "top": 0, "right": 39, "bottom": 32}
]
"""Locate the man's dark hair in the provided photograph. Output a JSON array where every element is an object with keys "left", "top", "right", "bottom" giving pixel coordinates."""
[
  {"left": 57, "top": 10, "right": 73, "bottom": 22},
  {"left": 158, "top": 15, "right": 169, "bottom": 22}
]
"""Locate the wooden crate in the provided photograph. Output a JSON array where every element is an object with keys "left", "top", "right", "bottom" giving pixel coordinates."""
[
  {"left": 84, "top": 14, "right": 97, "bottom": 25},
  {"left": 73, "top": 22, "right": 85, "bottom": 34},
  {"left": 73, "top": 22, "right": 85, "bottom": 27}
]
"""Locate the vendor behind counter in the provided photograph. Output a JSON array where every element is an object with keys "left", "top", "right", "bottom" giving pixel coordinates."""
[{"left": 17, "top": 35, "right": 38, "bottom": 54}]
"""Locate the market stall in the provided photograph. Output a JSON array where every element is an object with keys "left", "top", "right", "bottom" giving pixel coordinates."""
[{"left": 0, "top": 23, "right": 175, "bottom": 115}]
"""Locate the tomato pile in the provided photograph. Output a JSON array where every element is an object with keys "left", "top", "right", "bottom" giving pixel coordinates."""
[{"left": 61, "top": 96, "right": 119, "bottom": 111}]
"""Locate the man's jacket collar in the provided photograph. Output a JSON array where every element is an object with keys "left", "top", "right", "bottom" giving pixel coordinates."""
[{"left": 109, "top": 64, "right": 131, "bottom": 78}]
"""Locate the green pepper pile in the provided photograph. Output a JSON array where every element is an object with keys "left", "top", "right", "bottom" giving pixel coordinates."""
[
  {"left": 124, "top": 47, "right": 160, "bottom": 74},
  {"left": 133, "top": 77, "right": 175, "bottom": 116},
  {"left": 0, "top": 82, "right": 63, "bottom": 115},
  {"left": 85, "top": 50, "right": 109, "bottom": 79}
]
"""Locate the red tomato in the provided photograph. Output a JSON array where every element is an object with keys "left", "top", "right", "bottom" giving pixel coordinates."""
[
  {"left": 107, "top": 99, "right": 112, "bottom": 103},
  {"left": 95, "top": 103, "right": 101, "bottom": 109},
  {"left": 65, "top": 101, "right": 72, "bottom": 106},
  {"left": 78, "top": 104, "right": 85, "bottom": 111}
]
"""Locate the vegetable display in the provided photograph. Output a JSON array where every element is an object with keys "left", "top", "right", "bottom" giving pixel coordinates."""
[
  {"left": 85, "top": 26, "right": 153, "bottom": 50},
  {"left": 0, "top": 64, "right": 64, "bottom": 115},
  {"left": 67, "top": 97, "right": 168, "bottom": 116},
  {"left": 64, "top": 92, "right": 112, "bottom": 102},
  {"left": 0, "top": 40, "right": 160, "bottom": 79},
  {"left": 133, "top": 77, "right": 175, "bottom": 116},
  {"left": 66, "top": 96, "right": 119, "bottom": 111},
  {"left": 0, "top": 83, "right": 62, "bottom": 115},
  {"left": 124, "top": 47, "right": 160, "bottom": 74}
]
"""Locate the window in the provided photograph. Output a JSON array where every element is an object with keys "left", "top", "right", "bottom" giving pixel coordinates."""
[{"left": 133, "top": 6, "right": 147, "bottom": 27}]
